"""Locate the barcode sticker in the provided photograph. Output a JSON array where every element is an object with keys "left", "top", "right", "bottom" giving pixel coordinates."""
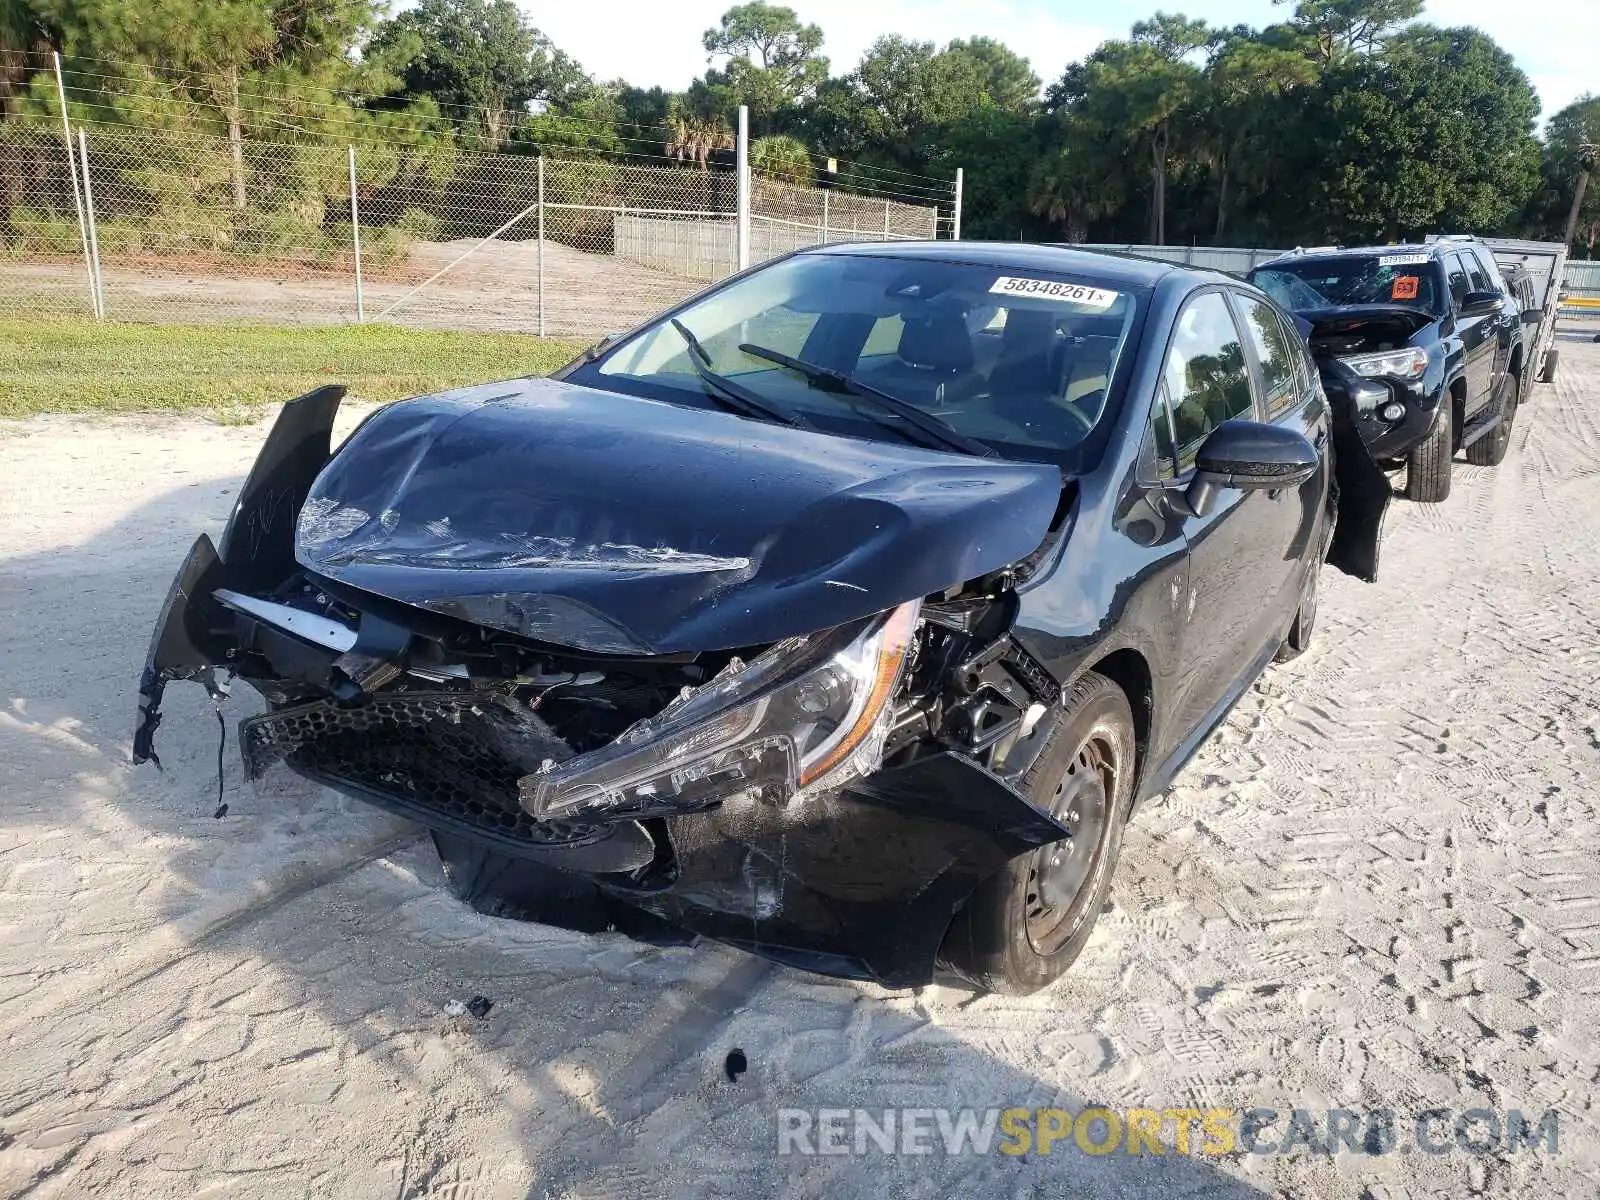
[{"left": 989, "top": 276, "right": 1120, "bottom": 308}]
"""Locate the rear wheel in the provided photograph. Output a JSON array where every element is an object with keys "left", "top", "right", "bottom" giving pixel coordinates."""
[
  {"left": 937, "top": 673, "right": 1135, "bottom": 995},
  {"left": 1466, "top": 372, "right": 1519, "bottom": 467},
  {"left": 1406, "top": 401, "right": 1453, "bottom": 502}
]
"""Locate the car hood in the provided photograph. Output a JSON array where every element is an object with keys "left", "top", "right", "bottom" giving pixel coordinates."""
[
  {"left": 1296, "top": 304, "right": 1437, "bottom": 339},
  {"left": 295, "top": 377, "right": 1064, "bottom": 654}
]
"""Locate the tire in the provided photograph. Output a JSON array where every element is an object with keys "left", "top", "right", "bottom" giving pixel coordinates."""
[
  {"left": 1540, "top": 348, "right": 1559, "bottom": 383},
  {"left": 937, "top": 673, "right": 1136, "bottom": 995},
  {"left": 1275, "top": 562, "right": 1318, "bottom": 662},
  {"left": 1406, "top": 400, "right": 1453, "bottom": 503},
  {"left": 1466, "top": 372, "right": 1518, "bottom": 467}
]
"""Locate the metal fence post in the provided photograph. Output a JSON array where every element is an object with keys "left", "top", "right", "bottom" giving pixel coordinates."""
[
  {"left": 347, "top": 145, "right": 365, "bottom": 323},
  {"left": 883, "top": 199, "right": 890, "bottom": 241},
  {"left": 76, "top": 128, "right": 105, "bottom": 319},
  {"left": 952, "top": 168, "right": 964, "bottom": 241},
  {"left": 537, "top": 155, "right": 546, "bottom": 338},
  {"left": 736, "top": 106, "right": 751, "bottom": 271},
  {"left": 53, "top": 53, "right": 99, "bottom": 320},
  {"left": 821, "top": 189, "right": 829, "bottom": 245}
]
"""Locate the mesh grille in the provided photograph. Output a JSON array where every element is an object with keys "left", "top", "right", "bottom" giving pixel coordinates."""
[{"left": 240, "top": 691, "right": 606, "bottom": 846}]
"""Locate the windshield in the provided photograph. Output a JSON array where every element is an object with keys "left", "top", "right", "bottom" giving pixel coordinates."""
[
  {"left": 1251, "top": 254, "right": 1442, "bottom": 315},
  {"left": 576, "top": 251, "right": 1144, "bottom": 463}
]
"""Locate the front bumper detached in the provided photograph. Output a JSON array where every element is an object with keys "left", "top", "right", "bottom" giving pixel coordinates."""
[{"left": 133, "top": 391, "right": 1072, "bottom": 988}]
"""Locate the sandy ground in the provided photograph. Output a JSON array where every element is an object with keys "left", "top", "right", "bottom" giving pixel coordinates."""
[{"left": 1, "top": 323, "right": 1599, "bottom": 1198}]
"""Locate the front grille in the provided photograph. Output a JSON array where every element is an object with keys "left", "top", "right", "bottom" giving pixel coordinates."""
[{"left": 240, "top": 691, "right": 609, "bottom": 847}]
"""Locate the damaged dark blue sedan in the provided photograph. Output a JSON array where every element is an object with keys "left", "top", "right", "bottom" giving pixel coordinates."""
[{"left": 134, "top": 243, "right": 1386, "bottom": 993}]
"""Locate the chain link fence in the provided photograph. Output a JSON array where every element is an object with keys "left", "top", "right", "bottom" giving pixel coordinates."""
[{"left": 1, "top": 115, "right": 955, "bottom": 340}]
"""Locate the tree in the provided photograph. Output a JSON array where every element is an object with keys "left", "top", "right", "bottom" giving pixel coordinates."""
[
  {"left": 1274, "top": 0, "right": 1423, "bottom": 63},
  {"left": 1200, "top": 28, "right": 1317, "bottom": 238},
  {"left": 1054, "top": 16, "right": 1209, "bottom": 243},
  {"left": 368, "top": 0, "right": 593, "bottom": 146},
  {"left": 701, "top": 2, "right": 826, "bottom": 130},
  {"left": 1528, "top": 96, "right": 1599, "bottom": 254},
  {"left": 942, "top": 37, "right": 1039, "bottom": 112},
  {"left": 1291, "top": 25, "right": 1540, "bottom": 242},
  {"left": 663, "top": 95, "right": 733, "bottom": 170},
  {"left": 750, "top": 133, "right": 810, "bottom": 183}
]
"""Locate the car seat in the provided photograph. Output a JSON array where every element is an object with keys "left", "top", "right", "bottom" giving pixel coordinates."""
[{"left": 860, "top": 310, "right": 982, "bottom": 408}]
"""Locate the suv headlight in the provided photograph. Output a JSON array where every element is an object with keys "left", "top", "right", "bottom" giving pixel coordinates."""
[
  {"left": 1339, "top": 347, "right": 1428, "bottom": 380},
  {"left": 521, "top": 601, "right": 920, "bottom": 822}
]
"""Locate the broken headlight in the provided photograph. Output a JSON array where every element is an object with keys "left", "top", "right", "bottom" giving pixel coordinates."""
[{"left": 521, "top": 601, "right": 920, "bottom": 822}]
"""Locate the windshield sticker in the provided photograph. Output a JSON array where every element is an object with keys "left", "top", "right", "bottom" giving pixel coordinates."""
[
  {"left": 1378, "top": 253, "right": 1430, "bottom": 267},
  {"left": 1391, "top": 275, "right": 1420, "bottom": 300},
  {"left": 989, "top": 276, "right": 1119, "bottom": 308}
]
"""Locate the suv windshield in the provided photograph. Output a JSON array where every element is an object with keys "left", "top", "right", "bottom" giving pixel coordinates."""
[
  {"left": 1251, "top": 254, "right": 1442, "bottom": 315},
  {"left": 574, "top": 251, "right": 1144, "bottom": 463}
]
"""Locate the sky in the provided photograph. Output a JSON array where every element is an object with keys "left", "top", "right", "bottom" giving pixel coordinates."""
[{"left": 525, "top": 0, "right": 1598, "bottom": 124}]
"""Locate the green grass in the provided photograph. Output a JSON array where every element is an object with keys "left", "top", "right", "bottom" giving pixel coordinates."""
[{"left": 0, "top": 318, "right": 589, "bottom": 418}]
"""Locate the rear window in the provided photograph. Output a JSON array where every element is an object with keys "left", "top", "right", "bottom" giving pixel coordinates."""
[{"left": 1250, "top": 255, "right": 1442, "bottom": 315}]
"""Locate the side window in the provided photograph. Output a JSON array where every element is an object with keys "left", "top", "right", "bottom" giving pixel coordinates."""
[
  {"left": 1163, "top": 291, "right": 1254, "bottom": 466},
  {"left": 1277, "top": 310, "right": 1312, "bottom": 396},
  {"left": 1472, "top": 247, "right": 1506, "bottom": 293},
  {"left": 1444, "top": 254, "right": 1471, "bottom": 307},
  {"left": 1146, "top": 385, "right": 1178, "bottom": 476},
  {"left": 1236, "top": 295, "right": 1299, "bottom": 416},
  {"left": 1463, "top": 252, "right": 1491, "bottom": 294}
]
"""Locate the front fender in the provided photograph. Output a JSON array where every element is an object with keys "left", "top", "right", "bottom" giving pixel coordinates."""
[{"left": 605, "top": 752, "right": 1072, "bottom": 988}]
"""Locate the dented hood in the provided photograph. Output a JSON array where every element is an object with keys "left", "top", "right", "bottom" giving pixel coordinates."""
[{"left": 296, "top": 378, "right": 1062, "bottom": 654}]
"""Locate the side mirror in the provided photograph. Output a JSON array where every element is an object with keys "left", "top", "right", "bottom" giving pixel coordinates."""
[
  {"left": 1521, "top": 307, "right": 1544, "bottom": 325},
  {"left": 1461, "top": 290, "right": 1501, "bottom": 315},
  {"left": 1184, "top": 420, "right": 1320, "bottom": 518}
]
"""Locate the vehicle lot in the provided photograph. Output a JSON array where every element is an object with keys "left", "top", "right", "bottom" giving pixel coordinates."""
[{"left": 0, "top": 323, "right": 1597, "bottom": 1198}]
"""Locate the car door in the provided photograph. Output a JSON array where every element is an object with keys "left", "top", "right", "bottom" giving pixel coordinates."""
[
  {"left": 1150, "top": 289, "right": 1305, "bottom": 740},
  {"left": 1470, "top": 245, "right": 1518, "bottom": 387},
  {"left": 1230, "top": 289, "right": 1331, "bottom": 582},
  {"left": 1446, "top": 250, "right": 1495, "bottom": 416}
]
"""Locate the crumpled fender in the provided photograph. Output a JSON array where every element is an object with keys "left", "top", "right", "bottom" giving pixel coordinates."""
[
  {"left": 605, "top": 751, "right": 1073, "bottom": 988},
  {"left": 1325, "top": 387, "right": 1389, "bottom": 583},
  {"left": 133, "top": 386, "right": 345, "bottom": 765}
]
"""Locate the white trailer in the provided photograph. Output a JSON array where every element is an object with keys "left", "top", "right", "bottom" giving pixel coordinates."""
[{"left": 1461, "top": 236, "right": 1569, "bottom": 385}]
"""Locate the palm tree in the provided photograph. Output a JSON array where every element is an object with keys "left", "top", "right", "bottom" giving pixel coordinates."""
[{"left": 663, "top": 103, "right": 734, "bottom": 171}]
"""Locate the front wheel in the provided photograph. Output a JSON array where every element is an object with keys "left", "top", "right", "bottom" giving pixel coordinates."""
[
  {"left": 937, "top": 672, "right": 1136, "bottom": 994},
  {"left": 1406, "top": 401, "right": 1453, "bottom": 502}
]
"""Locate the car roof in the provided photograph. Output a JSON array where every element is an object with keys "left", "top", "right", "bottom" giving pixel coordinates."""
[
  {"left": 807, "top": 240, "right": 1184, "bottom": 289},
  {"left": 1254, "top": 238, "right": 1500, "bottom": 269}
]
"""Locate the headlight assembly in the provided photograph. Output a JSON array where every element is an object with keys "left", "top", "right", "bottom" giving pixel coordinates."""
[
  {"left": 520, "top": 601, "right": 920, "bottom": 823},
  {"left": 1339, "top": 346, "right": 1428, "bottom": 381}
]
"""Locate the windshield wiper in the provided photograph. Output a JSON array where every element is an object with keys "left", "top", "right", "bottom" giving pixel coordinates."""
[
  {"left": 737, "top": 342, "right": 997, "bottom": 459},
  {"left": 669, "top": 320, "right": 809, "bottom": 430}
]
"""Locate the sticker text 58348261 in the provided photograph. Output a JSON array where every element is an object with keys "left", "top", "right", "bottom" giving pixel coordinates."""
[{"left": 989, "top": 276, "right": 1120, "bottom": 309}]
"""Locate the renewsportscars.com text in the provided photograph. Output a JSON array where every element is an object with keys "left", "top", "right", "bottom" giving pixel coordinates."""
[{"left": 776, "top": 1106, "right": 1561, "bottom": 1158}]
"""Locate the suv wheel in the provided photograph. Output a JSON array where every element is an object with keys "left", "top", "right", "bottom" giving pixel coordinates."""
[
  {"left": 1406, "top": 401, "right": 1453, "bottom": 502},
  {"left": 937, "top": 673, "right": 1135, "bottom": 995},
  {"left": 1466, "top": 373, "right": 1519, "bottom": 467}
]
